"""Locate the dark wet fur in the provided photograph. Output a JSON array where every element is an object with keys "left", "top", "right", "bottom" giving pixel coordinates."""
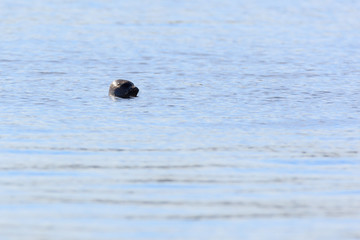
[{"left": 109, "top": 79, "right": 139, "bottom": 98}]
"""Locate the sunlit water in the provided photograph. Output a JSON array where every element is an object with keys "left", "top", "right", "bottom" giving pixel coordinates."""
[{"left": 0, "top": 0, "right": 360, "bottom": 239}]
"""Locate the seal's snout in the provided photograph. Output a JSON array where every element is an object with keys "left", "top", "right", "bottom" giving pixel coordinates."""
[
  {"left": 129, "top": 86, "right": 139, "bottom": 97},
  {"left": 109, "top": 79, "right": 139, "bottom": 98}
]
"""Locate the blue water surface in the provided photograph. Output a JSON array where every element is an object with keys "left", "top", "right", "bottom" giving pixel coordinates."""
[{"left": 0, "top": 0, "right": 360, "bottom": 239}]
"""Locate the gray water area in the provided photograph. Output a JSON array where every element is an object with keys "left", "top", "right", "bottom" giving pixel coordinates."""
[{"left": 1, "top": 0, "right": 360, "bottom": 239}]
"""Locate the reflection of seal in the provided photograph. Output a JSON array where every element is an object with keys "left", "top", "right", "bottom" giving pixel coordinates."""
[{"left": 109, "top": 79, "right": 139, "bottom": 98}]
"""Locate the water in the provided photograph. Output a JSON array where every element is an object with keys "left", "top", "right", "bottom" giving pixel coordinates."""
[{"left": 1, "top": 0, "right": 360, "bottom": 239}]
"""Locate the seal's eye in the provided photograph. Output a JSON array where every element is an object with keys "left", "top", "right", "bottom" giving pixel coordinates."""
[{"left": 122, "top": 83, "right": 131, "bottom": 88}]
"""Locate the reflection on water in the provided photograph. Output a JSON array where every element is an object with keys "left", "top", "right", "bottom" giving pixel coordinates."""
[{"left": 1, "top": 0, "right": 360, "bottom": 239}]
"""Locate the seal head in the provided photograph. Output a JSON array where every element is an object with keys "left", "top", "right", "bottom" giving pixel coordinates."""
[{"left": 109, "top": 79, "right": 139, "bottom": 98}]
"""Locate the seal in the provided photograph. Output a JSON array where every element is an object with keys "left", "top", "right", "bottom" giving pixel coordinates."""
[{"left": 109, "top": 79, "right": 139, "bottom": 98}]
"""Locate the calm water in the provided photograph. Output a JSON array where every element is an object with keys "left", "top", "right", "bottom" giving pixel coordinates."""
[{"left": 1, "top": 0, "right": 360, "bottom": 239}]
